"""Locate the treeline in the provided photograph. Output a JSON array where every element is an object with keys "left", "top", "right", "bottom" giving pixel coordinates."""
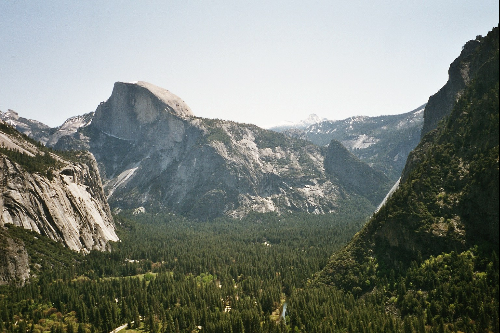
[
  {"left": 0, "top": 121, "right": 60, "bottom": 178},
  {"left": 0, "top": 145, "right": 59, "bottom": 178}
]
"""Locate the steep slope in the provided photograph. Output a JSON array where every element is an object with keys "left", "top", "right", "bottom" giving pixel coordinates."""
[
  {"left": 0, "top": 227, "right": 29, "bottom": 286},
  {"left": 324, "top": 140, "right": 390, "bottom": 206},
  {"left": 421, "top": 33, "right": 497, "bottom": 136},
  {"left": 47, "top": 112, "right": 94, "bottom": 148},
  {"left": 0, "top": 122, "right": 118, "bottom": 253},
  {"left": 316, "top": 27, "right": 499, "bottom": 328},
  {"left": 275, "top": 105, "right": 425, "bottom": 181},
  {"left": 47, "top": 81, "right": 391, "bottom": 220}
]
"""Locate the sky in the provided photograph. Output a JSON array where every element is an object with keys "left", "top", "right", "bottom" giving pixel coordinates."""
[{"left": 0, "top": 1, "right": 498, "bottom": 129}]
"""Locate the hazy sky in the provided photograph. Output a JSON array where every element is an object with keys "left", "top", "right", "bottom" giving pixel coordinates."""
[{"left": 1, "top": 1, "right": 498, "bottom": 128}]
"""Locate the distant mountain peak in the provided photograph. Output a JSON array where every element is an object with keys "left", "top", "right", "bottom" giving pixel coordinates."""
[
  {"left": 269, "top": 113, "right": 328, "bottom": 131},
  {"left": 303, "top": 113, "right": 325, "bottom": 124},
  {"left": 275, "top": 106, "right": 425, "bottom": 181}
]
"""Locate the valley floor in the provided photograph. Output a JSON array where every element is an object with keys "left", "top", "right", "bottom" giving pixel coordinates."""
[{"left": 0, "top": 210, "right": 498, "bottom": 332}]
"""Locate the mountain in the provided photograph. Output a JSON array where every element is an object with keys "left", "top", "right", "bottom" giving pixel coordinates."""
[
  {"left": 316, "top": 26, "right": 498, "bottom": 330},
  {"left": 324, "top": 140, "right": 391, "bottom": 204},
  {"left": 273, "top": 105, "right": 425, "bottom": 181},
  {"left": 0, "top": 121, "right": 118, "bottom": 253},
  {"left": 37, "top": 81, "right": 391, "bottom": 220},
  {"left": 0, "top": 109, "right": 55, "bottom": 144}
]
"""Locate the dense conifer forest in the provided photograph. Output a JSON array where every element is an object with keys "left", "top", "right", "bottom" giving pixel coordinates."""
[
  {"left": 1, "top": 210, "right": 371, "bottom": 333},
  {"left": 1, "top": 206, "right": 498, "bottom": 332}
]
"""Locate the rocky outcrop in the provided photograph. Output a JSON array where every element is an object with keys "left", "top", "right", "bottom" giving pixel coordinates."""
[
  {"left": 46, "top": 113, "right": 94, "bottom": 147},
  {"left": 0, "top": 123, "right": 118, "bottom": 252},
  {"left": 0, "top": 229, "right": 29, "bottom": 286},
  {"left": 405, "top": 28, "right": 499, "bottom": 181},
  {"left": 91, "top": 81, "right": 193, "bottom": 141},
  {"left": 0, "top": 109, "right": 53, "bottom": 145},
  {"left": 420, "top": 32, "right": 496, "bottom": 137}
]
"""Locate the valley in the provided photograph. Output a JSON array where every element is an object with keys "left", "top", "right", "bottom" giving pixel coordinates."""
[
  {"left": 1, "top": 211, "right": 372, "bottom": 332},
  {"left": 0, "top": 25, "right": 498, "bottom": 333}
]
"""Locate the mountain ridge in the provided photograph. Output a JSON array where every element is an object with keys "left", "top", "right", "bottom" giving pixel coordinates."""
[
  {"left": 273, "top": 105, "right": 425, "bottom": 181},
  {"left": 11, "top": 81, "right": 391, "bottom": 220}
]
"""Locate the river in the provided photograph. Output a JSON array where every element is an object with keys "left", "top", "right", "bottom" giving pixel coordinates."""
[{"left": 281, "top": 302, "right": 288, "bottom": 322}]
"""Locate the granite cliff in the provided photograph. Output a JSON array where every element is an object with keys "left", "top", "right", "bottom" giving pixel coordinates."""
[
  {"left": 0, "top": 122, "right": 118, "bottom": 253},
  {"left": 44, "top": 81, "right": 391, "bottom": 220},
  {"left": 420, "top": 32, "right": 498, "bottom": 137},
  {"left": 0, "top": 228, "right": 29, "bottom": 286}
]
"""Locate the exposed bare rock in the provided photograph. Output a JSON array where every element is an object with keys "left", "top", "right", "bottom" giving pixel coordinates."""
[
  {"left": 0, "top": 122, "right": 118, "bottom": 252},
  {"left": 0, "top": 109, "right": 53, "bottom": 144},
  {"left": 0, "top": 229, "right": 29, "bottom": 286},
  {"left": 421, "top": 37, "right": 485, "bottom": 137},
  {"left": 46, "top": 112, "right": 94, "bottom": 147},
  {"left": 275, "top": 105, "right": 425, "bottom": 181},
  {"left": 324, "top": 140, "right": 391, "bottom": 206},
  {"left": 91, "top": 81, "right": 193, "bottom": 141}
]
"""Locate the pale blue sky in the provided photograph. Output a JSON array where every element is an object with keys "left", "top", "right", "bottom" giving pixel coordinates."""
[{"left": 0, "top": 1, "right": 498, "bottom": 128}]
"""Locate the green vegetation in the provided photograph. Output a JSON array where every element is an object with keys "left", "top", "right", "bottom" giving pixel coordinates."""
[
  {"left": 0, "top": 122, "right": 46, "bottom": 150},
  {"left": 0, "top": 211, "right": 369, "bottom": 332},
  {"left": 0, "top": 123, "right": 62, "bottom": 178},
  {"left": 0, "top": 145, "right": 60, "bottom": 179},
  {"left": 4, "top": 204, "right": 495, "bottom": 332},
  {"left": 203, "top": 121, "right": 232, "bottom": 145}
]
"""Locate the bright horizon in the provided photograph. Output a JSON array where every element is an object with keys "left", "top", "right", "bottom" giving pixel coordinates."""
[{"left": 0, "top": 1, "right": 498, "bottom": 129}]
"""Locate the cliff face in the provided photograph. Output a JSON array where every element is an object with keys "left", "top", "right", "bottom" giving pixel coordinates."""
[
  {"left": 0, "top": 228, "right": 29, "bottom": 286},
  {"left": 324, "top": 140, "right": 390, "bottom": 206},
  {"left": 49, "top": 81, "right": 390, "bottom": 220},
  {"left": 0, "top": 123, "right": 118, "bottom": 252},
  {"left": 405, "top": 27, "right": 500, "bottom": 181},
  {"left": 91, "top": 81, "right": 194, "bottom": 142},
  {"left": 0, "top": 109, "right": 53, "bottom": 145},
  {"left": 420, "top": 31, "right": 499, "bottom": 137}
]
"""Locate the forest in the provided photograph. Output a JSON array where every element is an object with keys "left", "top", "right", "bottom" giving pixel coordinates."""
[{"left": 1, "top": 207, "right": 497, "bottom": 332}]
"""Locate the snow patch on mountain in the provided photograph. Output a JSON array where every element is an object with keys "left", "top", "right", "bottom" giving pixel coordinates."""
[
  {"left": 269, "top": 114, "right": 328, "bottom": 131},
  {"left": 342, "top": 134, "right": 379, "bottom": 149}
]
